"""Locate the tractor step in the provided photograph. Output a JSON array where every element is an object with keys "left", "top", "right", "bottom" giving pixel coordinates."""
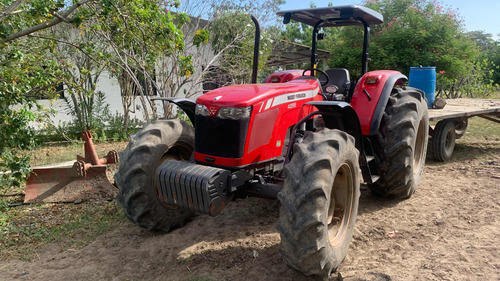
[
  {"left": 156, "top": 160, "right": 232, "bottom": 216},
  {"left": 361, "top": 137, "right": 380, "bottom": 184}
]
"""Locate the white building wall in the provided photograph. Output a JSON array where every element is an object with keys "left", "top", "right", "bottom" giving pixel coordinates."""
[{"left": 36, "top": 31, "right": 216, "bottom": 128}]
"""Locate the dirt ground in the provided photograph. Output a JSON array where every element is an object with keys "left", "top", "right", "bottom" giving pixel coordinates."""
[{"left": 1, "top": 141, "right": 499, "bottom": 281}]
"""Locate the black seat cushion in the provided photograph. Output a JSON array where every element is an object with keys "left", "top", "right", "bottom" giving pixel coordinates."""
[{"left": 324, "top": 68, "right": 350, "bottom": 94}]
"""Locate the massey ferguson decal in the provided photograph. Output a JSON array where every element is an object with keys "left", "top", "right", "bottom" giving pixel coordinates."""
[
  {"left": 208, "top": 107, "right": 217, "bottom": 116},
  {"left": 258, "top": 87, "right": 319, "bottom": 113}
]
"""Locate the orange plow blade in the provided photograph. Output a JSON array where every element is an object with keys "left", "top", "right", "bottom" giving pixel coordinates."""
[
  {"left": 24, "top": 130, "right": 119, "bottom": 204},
  {"left": 24, "top": 162, "right": 117, "bottom": 203}
]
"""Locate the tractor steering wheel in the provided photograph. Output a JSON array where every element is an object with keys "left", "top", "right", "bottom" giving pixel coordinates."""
[{"left": 302, "top": 68, "right": 329, "bottom": 86}]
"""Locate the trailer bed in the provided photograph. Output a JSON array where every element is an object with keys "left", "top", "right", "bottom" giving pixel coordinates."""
[
  {"left": 426, "top": 98, "right": 500, "bottom": 162},
  {"left": 428, "top": 98, "right": 500, "bottom": 121}
]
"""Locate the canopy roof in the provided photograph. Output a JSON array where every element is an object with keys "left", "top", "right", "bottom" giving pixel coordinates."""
[{"left": 277, "top": 5, "right": 383, "bottom": 27}]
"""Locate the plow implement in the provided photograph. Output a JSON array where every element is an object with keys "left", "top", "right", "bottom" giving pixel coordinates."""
[{"left": 24, "top": 131, "right": 119, "bottom": 204}]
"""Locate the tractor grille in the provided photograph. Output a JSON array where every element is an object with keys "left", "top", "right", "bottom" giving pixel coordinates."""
[{"left": 195, "top": 115, "right": 250, "bottom": 158}]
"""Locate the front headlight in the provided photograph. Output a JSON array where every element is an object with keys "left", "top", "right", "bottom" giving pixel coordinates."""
[
  {"left": 216, "top": 106, "right": 252, "bottom": 119},
  {"left": 195, "top": 104, "right": 210, "bottom": 116}
]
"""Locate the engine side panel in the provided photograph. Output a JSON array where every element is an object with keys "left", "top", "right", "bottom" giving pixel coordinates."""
[{"left": 247, "top": 108, "right": 280, "bottom": 153}]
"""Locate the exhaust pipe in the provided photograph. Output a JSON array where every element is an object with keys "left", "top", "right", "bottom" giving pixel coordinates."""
[{"left": 251, "top": 15, "right": 260, "bottom": 83}]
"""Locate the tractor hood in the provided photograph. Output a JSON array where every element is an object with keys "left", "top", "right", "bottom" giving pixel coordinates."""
[{"left": 196, "top": 79, "right": 320, "bottom": 108}]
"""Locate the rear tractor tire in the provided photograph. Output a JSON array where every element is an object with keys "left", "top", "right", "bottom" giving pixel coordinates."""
[
  {"left": 277, "top": 129, "right": 360, "bottom": 278},
  {"left": 115, "top": 119, "right": 195, "bottom": 231},
  {"left": 370, "top": 87, "right": 429, "bottom": 199}
]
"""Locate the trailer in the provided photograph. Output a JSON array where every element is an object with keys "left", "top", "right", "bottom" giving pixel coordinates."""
[{"left": 428, "top": 98, "right": 500, "bottom": 161}]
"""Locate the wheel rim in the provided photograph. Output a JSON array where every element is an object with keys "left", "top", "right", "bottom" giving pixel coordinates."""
[
  {"left": 413, "top": 118, "right": 426, "bottom": 174},
  {"left": 154, "top": 141, "right": 194, "bottom": 209},
  {"left": 328, "top": 162, "right": 354, "bottom": 248},
  {"left": 455, "top": 118, "right": 468, "bottom": 135}
]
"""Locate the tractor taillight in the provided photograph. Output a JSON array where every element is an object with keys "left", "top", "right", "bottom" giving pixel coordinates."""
[{"left": 366, "top": 76, "right": 378, "bottom": 84}]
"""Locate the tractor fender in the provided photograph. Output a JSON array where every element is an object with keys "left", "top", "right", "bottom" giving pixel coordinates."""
[
  {"left": 306, "top": 101, "right": 363, "bottom": 153},
  {"left": 151, "top": 97, "right": 196, "bottom": 126},
  {"left": 350, "top": 71, "right": 407, "bottom": 135}
]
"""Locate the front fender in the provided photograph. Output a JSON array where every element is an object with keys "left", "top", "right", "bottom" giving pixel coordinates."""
[
  {"left": 151, "top": 97, "right": 196, "bottom": 126},
  {"left": 306, "top": 101, "right": 363, "bottom": 153}
]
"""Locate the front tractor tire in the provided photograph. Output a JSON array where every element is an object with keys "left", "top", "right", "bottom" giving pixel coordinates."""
[
  {"left": 370, "top": 87, "right": 429, "bottom": 198},
  {"left": 115, "top": 119, "right": 195, "bottom": 231},
  {"left": 277, "top": 129, "right": 360, "bottom": 278}
]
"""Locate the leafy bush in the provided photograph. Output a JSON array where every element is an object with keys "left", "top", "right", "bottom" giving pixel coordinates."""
[
  {"left": 436, "top": 59, "right": 499, "bottom": 98},
  {"left": 0, "top": 40, "right": 65, "bottom": 188},
  {"left": 103, "top": 113, "right": 143, "bottom": 141},
  {"left": 62, "top": 90, "right": 111, "bottom": 139},
  {"left": 37, "top": 112, "right": 143, "bottom": 144},
  {"left": 329, "top": 0, "right": 479, "bottom": 80}
]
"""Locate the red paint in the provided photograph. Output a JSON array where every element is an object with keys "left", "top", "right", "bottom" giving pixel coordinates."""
[
  {"left": 263, "top": 69, "right": 310, "bottom": 83},
  {"left": 194, "top": 68, "right": 407, "bottom": 168},
  {"left": 247, "top": 108, "right": 280, "bottom": 153},
  {"left": 350, "top": 70, "right": 404, "bottom": 135},
  {"left": 196, "top": 78, "right": 318, "bottom": 108},
  {"left": 195, "top": 79, "right": 322, "bottom": 167}
]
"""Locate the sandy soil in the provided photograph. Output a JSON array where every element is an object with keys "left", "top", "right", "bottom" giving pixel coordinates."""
[{"left": 1, "top": 144, "right": 499, "bottom": 281}]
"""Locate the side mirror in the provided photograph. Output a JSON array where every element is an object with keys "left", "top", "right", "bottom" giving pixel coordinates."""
[{"left": 283, "top": 13, "right": 292, "bottom": 24}]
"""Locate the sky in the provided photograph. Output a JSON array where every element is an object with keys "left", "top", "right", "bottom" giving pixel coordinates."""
[{"left": 279, "top": 0, "right": 500, "bottom": 39}]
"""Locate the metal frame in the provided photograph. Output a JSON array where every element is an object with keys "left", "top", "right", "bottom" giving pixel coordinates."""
[{"left": 278, "top": 5, "right": 383, "bottom": 76}]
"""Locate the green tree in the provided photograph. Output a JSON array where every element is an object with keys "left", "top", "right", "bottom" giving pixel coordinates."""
[
  {"left": 331, "top": 0, "right": 479, "bottom": 80},
  {"left": 77, "top": 0, "right": 203, "bottom": 121},
  {"left": 469, "top": 31, "right": 500, "bottom": 85},
  {"left": 0, "top": 0, "right": 88, "bottom": 187},
  {"left": 54, "top": 28, "right": 112, "bottom": 137},
  {"left": 487, "top": 43, "right": 500, "bottom": 85},
  {"left": 0, "top": 0, "right": 285, "bottom": 188},
  {"left": 0, "top": 0, "right": 191, "bottom": 187},
  {"left": 0, "top": 38, "right": 69, "bottom": 186},
  {"left": 0, "top": 0, "right": 96, "bottom": 43},
  {"left": 207, "top": 0, "right": 284, "bottom": 84}
]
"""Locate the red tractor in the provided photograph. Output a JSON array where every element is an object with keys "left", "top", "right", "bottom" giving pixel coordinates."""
[{"left": 115, "top": 5, "right": 429, "bottom": 278}]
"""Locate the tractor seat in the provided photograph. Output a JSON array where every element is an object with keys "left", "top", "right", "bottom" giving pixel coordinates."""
[{"left": 323, "top": 68, "right": 351, "bottom": 97}]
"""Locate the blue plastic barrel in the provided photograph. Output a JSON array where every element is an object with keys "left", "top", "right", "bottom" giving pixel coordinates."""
[{"left": 408, "top": 66, "right": 436, "bottom": 108}]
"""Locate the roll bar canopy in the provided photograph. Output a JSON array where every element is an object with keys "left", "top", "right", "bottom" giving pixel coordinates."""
[
  {"left": 277, "top": 5, "right": 383, "bottom": 27},
  {"left": 277, "top": 5, "right": 384, "bottom": 75}
]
